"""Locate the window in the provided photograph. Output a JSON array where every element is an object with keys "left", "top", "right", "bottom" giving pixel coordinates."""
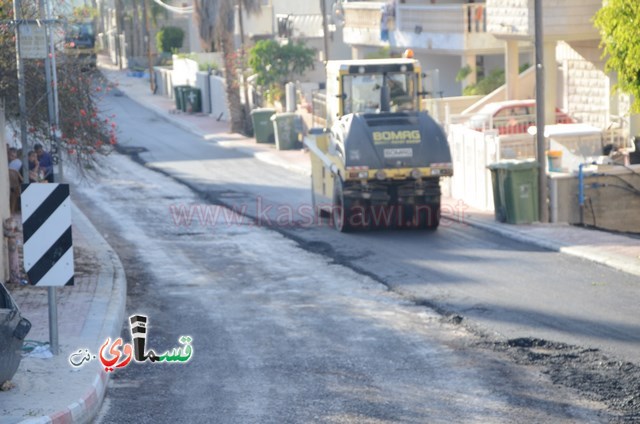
[
  {"left": 342, "top": 74, "right": 384, "bottom": 114},
  {"left": 341, "top": 72, "right": 416, "bottom": 114},
  {"left": 387, "top": 72, "right": 417, "bottom": 112}
]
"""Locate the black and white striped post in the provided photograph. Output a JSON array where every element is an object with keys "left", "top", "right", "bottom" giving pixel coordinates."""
[{"left": 21, "top": 183, "right": 74, "bottom": 355}]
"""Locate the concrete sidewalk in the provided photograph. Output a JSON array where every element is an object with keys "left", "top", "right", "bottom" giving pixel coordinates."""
[
  {"left": 100, "top": 58, "right": 640, "bottom": 279},
  {"left": 1, "top": 205, "right": 126, "bottom": 424},
  {"left": 99, "top": 58, "right": 310, "bottom": 177}
]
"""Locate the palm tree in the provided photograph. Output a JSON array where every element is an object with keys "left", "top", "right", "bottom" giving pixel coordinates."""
[{"left": 194, "top": 0, "right": 261, "bottom": 134}]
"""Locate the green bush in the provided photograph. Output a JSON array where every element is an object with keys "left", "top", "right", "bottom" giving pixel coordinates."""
[
  {"left": 462, "top": 63, "right": 531, "bottom": 96},
  {"left": 156, "top": 26, "right": 184, "bottom": 54},
  {"left": 249, "top": 39, "right": 315, "bottom": 95},
  {"left": 199, "top": 62, "right": 219, "bottom": 72}
]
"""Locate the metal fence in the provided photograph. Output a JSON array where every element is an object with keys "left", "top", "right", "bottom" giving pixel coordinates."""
[{"left": 311, "top": 91, "right": 327, "bottom": 128}]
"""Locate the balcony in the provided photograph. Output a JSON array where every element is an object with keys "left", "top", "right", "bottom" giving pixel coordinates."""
[
  {"left": 486, "top": 0, "right": 601, "bottom": 41},
  {"left": 342, "top": 2, "right": 503, "bottom": 54},
  {"left": 276, "top": 14, "right": 325, "bottom": 39}
]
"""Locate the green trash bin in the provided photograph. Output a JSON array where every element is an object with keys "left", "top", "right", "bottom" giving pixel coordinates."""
[
  {"left": 251, "top": 108, "right": 276, "bottom": 143},
  {"left": 173, "top": 85, "right": 190, "bottom": 111},
  {"left": 488, "top": 160, "right": 539, "bottom": 224},
  {"left": 182, "top": 87, "right": 202, "bottom": 114},
  {"left": 488, "top": 163, "right": 507, "bottom": 223},
  {"left": 271, "top": 112, "right": 303, "bottom": 150}
]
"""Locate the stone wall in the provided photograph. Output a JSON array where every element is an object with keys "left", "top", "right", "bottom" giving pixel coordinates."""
[
  {"left": 487, "top": 0, "right": 533, "bottom": 38},
  {"left": 556, "top": 40, "right": 633, "bottom": 131},
  {"left": 487, "top": 0, "right": 601, "bottom": 40},
  {"left": 553, "top": 165, "right": 640, "bottom": 233}
]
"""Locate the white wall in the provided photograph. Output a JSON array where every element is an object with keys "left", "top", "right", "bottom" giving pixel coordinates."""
[
  {"left": 416, "top": 53, "right": 463, "bottom": 97},
  {"left": 210, "top": 76, "right": 230, "bottom": 121}
]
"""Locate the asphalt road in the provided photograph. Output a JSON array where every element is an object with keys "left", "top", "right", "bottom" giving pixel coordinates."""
[
  {"left": 77, "top": 91, "right": 640, "bottom": 422},
  {"left": 78, "top": 154, "right": 608, "bottom": 423},
  {"left": 104, "top": 91, "right": 640, "bottom": 365}
]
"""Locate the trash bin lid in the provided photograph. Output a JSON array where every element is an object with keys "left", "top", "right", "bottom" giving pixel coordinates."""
[
  {"left": 271, "top": 112, "right": 299, "bottom": 121},
  {"left": 251, "top": 108, "right": 276, "bottom": 116},
  {"left": 487, "top": 159, "right": 539, "bottom": 170}
]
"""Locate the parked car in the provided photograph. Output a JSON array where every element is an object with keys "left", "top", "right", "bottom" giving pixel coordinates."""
[{"left": 466, "top": 100, "right": 574, "bottom": 135}]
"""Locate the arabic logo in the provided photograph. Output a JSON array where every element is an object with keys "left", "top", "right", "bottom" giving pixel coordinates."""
[{"left": 68, "top": 314, "right": 193, "bottom": 372}]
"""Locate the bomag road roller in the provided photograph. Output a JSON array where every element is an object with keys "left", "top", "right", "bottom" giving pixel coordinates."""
[{"left": 304, "top": 55, "right": 453, "bottom": 232}]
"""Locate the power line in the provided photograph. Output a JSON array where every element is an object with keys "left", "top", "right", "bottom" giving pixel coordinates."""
[{"left": 151, "top": 0, "right": 194, "bottom": 15}]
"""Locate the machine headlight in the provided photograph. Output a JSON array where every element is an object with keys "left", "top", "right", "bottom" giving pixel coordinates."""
[
  {"left": 410, "top": 168, "right": 422, "bottom": 179},
  {"left": 375, "top": 170, "right": 387, "bottom": 180}
]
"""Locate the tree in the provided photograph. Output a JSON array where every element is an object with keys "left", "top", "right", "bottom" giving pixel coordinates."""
[
  {"left": 193, "top": 0, "right": 261, "bottom": 134},
  {"left": 248, "top": 40, "right": 316, "bottom": 103},
  {"left": 156, "top": 26, "right": 185, "bottom": 53},
  {"left": 594, "top": 0, "right": 640, "bottom": 113},
  {"left": 0, "top": 0, "right": 117, "bottom": 174},
  {"left": 193, "top": 0, "right": 218, "bottom": 53}
]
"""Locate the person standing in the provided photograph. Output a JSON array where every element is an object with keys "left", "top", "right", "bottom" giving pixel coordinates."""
[
  {"left": 28, "top": 150, "right": 42, "bottom": 182},
  {"left": 34, "top": 143, "right": 54, "bottom": 182},
  {"left": 7, "top": 147, "right": 22, "bottom": 172}
]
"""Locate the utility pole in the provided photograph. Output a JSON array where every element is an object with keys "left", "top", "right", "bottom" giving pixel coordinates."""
[
  {"left": 13, "top": 0, "right": 30, "bottom": 183},
  {"left": 320, "top": 0, "right": 330, "bottom": 63},
  {"left": 115, "top": 0, "right": 124, "bottom": 69},
  {"left": 534, "top": 0, "right": 548, "bottom": 223},
  {"left": 237, "top": 0, "right": 251, "bottom": 131},
  {"left": 143, "top": 0, "right": 155, "bottom": 93}
]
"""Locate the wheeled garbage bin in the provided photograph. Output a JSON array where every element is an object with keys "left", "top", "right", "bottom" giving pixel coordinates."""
[
  {"left": 488, "top": 160, "right": 539, "bottom": 224},
  {"left": 271, "top": 112, "right": 303, "bottom": 150},
  {"left": 182, "top": 87, "right": 202, "bottom": 114},
  {"left": 251, "top": 108, "right": 277, "bottom": 143},
  {"left": 173, "top": 85, "right": 190, "bottom": 112}
]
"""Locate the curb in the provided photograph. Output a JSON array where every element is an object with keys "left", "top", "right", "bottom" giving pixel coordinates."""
[
  {"left": 102, "top": 66, "right": 640, "bottom": 278},
  {"left": 457, "top": 214, "right": 640, "bottom": 278},
  {"left": 19, "top": 204, "right": 128, "bottom": 424},
  {"left": 219, "top": 142, "right": 310, "bottom": 177}
]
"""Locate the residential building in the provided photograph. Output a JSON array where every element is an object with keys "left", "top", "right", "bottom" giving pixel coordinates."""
[
  {"left": 340, "top": 0, "right": 532, "bottom": 97},
  {"left": 486, "top": 0, "right": 633, "bottom": 132}
]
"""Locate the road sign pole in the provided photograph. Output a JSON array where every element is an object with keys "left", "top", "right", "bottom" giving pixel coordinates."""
[
  {"left": 39, "top": 0, "right": 60, "bottom": 182},
  {"left": 48, "top": 287, "right": 59, "bottom": 355},
  {"left": 21, "top": 184, "right": 74, "bottom": 355}
]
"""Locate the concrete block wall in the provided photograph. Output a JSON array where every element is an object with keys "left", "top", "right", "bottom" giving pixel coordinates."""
[
  {"left": 487, "top": 0, "right": 533, "bottom": 38},
  {"left": 487, "top": 0, "right": 600, "bottom": 40},
  {"left": 553, "top": 165, "right": 640, "bottom": 233},
  {"left": 557, "top": 41, "right": 609, "bottom": 129}
]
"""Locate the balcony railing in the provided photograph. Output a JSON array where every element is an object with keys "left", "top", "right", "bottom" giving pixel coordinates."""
[
  {"left": 276, "top": 14, "right": 324, "bottom": 39},
  {"left": 342, "top": 2, "right": 501, "bottom": 52},
  {"left": 343, "top": 2, "right": 382, "bottom": 30},
  {"left": 397, "top": 4, "right": 487, "bottom": 35},
  {"left": 486, "top": 0, "right": 602, "bottom": 40}
]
